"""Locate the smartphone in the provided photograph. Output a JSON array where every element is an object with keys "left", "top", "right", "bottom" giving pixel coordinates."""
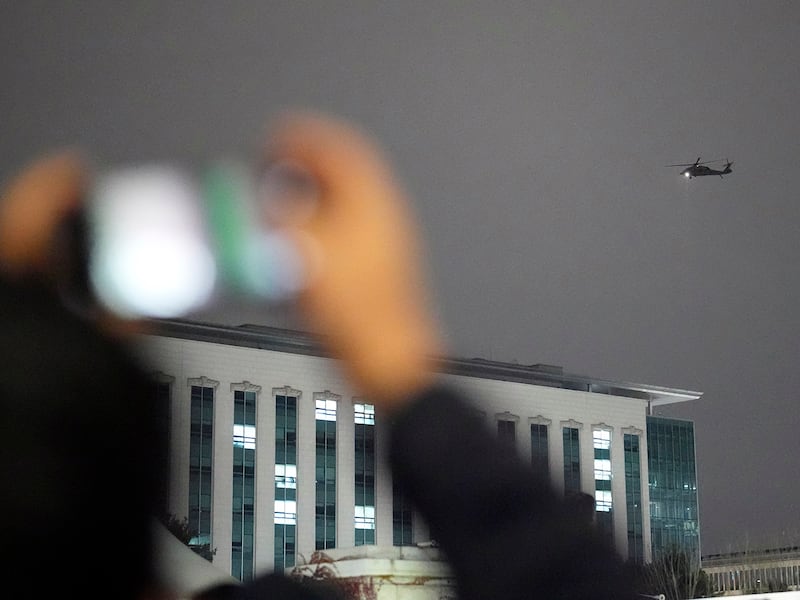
[{"left": 71, "top": 161, "right": 306, "bottom": 319}]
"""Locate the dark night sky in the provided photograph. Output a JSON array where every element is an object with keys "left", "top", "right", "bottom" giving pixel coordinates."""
[{"left": 2, "top": 1, "right": 798, "bottom": 554}]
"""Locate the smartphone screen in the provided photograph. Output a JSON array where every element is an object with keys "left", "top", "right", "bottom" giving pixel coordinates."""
[
  {"left": 88, "top": 166, "right": 217, "bottom": 318},
  {"left": 84, "top": 162, "right": 305, "bottom": 319}
]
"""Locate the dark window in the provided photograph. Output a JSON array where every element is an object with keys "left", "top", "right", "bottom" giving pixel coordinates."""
[
  {"left": 315, "top": 398, "right": 337, "bottom": 550},
  {"left": 498, "top": 419, "right": 516, "bottom": 445},
  {"left": 563, "top": 427, "right": 581, "bottom": 494},
  {"left": 393, "top": 478, "right": 414, "bottom": 546},
  {"left": 530, "top": 423, "right": 549, "bottom": 474},
  {"left": 189, "top": 386, "right": 214, "bottom": 549},
  {"left": 624, "top": 433, "right": 644, "bottom": 563}
]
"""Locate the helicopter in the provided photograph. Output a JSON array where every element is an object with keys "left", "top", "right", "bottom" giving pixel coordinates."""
[{"left": 666, "top": 157, "right": 733, "bottom": 179}]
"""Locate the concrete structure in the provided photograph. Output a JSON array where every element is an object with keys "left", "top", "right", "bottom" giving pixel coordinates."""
[
  {"left": 291, "top": 546, "right": 455, "bottom": 600},
  {"left": 136, "top": 320, "right": 702, "bottom": 582},
  {"left": 703, "top": 547, "right": 800, "bottom": 595}
]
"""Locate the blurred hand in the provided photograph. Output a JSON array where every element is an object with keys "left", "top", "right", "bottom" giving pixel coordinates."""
[
  {"left": 266, "top": 113, "right": 443, "bottom": 410},
  {"left": 0, "top": 152, "right": 146, "bottom": 338},
  {"left": 0, "top": 115, "right": 444, "bottom": 396},
  {"left": 0, "top": 152, "right": 86, "bottom": 279}
]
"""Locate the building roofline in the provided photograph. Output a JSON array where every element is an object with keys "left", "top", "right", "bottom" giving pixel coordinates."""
[
  {"left": 441, "top": 355, "right": 701, "bottom": 404},
  {"left": 703, "top": 545, "right": 800, "bottom": 565},
  {"left": 147, "top": 319, "right": 702, "bottom": 406}
]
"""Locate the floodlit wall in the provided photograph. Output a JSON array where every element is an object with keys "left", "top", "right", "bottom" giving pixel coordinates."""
[{"left": 291, "top": 545, "right": 456, "bottom": 600}]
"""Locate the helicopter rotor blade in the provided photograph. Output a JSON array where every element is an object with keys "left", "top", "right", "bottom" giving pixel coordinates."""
[{"left": 665, "top": 158, "right": 725, "bottom": 167}]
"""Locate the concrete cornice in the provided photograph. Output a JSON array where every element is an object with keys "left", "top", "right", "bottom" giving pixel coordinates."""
[{"left": 147, "top": 319, "right": 702, "bottom": 406}]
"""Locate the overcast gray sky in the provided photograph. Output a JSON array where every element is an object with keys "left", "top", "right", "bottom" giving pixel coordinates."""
[{"left": 2, "top": 1, "right": 798, "bottom": 555}]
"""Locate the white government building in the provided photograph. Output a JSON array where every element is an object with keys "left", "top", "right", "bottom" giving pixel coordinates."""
[{"left": 137, "top": 320, "right": 701, "bottom": 583}]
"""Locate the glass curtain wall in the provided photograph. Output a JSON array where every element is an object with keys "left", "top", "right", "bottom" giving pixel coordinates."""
[{"left": 647, "top": 416, "right": 699, "bottom": 559}]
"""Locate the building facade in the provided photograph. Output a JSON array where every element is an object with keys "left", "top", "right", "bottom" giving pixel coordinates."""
[{"left": 137, "top": 320, "right": 702, "bottom": 581}]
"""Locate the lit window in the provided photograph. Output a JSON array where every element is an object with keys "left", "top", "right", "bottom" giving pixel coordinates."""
[
  {"left": 354, "top": 402, "right": 375, "bottom": 425},
  {"left": 595, "top": 490, "right": 613, "bottom": 512},
  {"left": 274, "top": 500, "right": 298, "bottom": 525},
  {"left": 275, "top": 464, "right": 297, "bottom": 489},
  {"left": 594, "top": 429, "right": 611, "bottom": 447},
  {"left": 594, "top": 458, "right": 612, "bottom": 479},
  {"left": 593, "top": 427, "right": 613, "bottom": 537},
  {"left": 355, "top": 505, "right": 376, "bottom": 530},
  {"left": 233, "top": 424, "right": 257, "bottom": 450},
  {"left": 315, "top": 398, "right": 337, "bottom": 421}
]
